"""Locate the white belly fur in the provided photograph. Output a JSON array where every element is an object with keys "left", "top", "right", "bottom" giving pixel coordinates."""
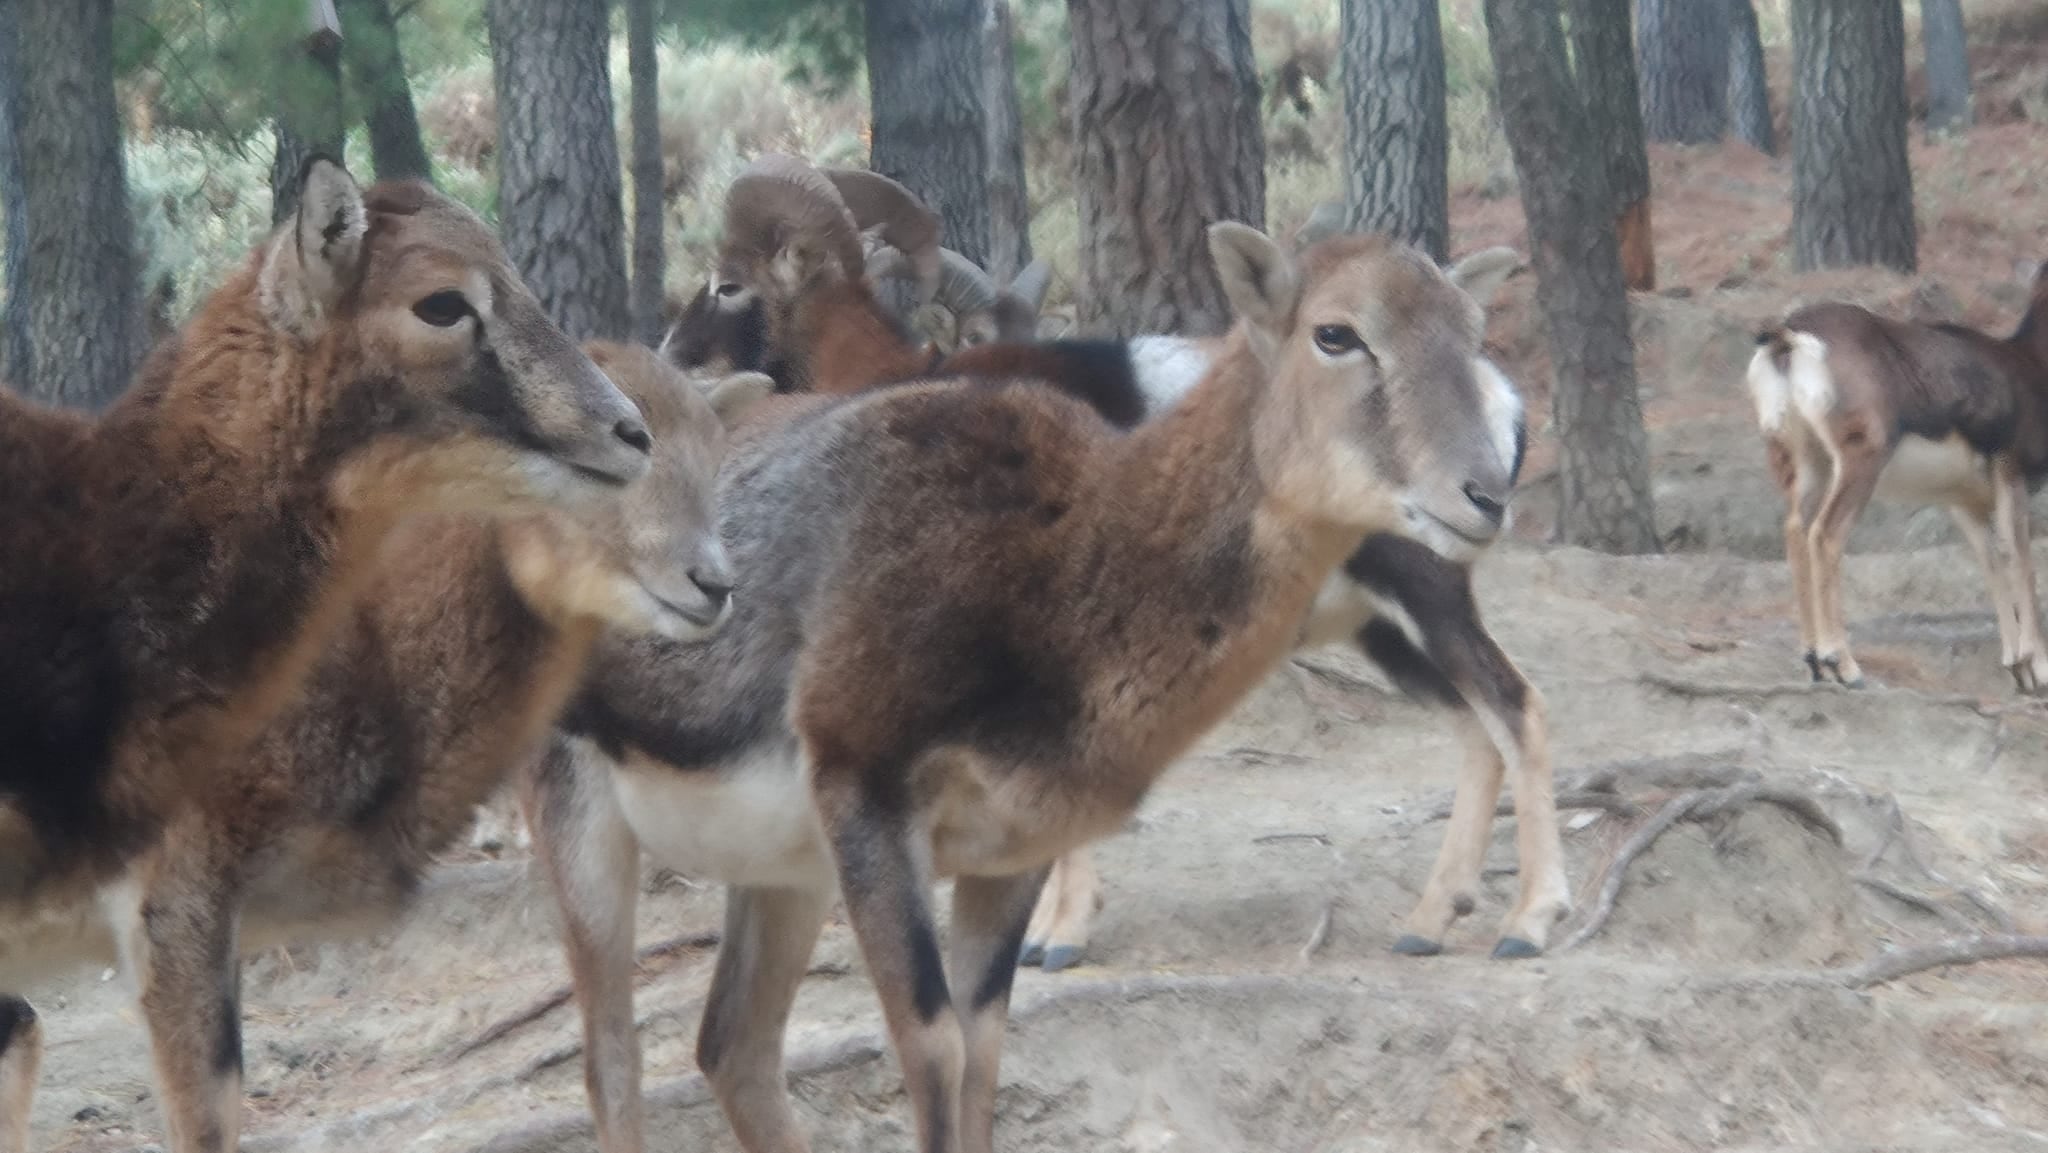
[
  {"left": 1875, "top": 432, "right": 1993, "bottom": 506},
  {"left": 612, "top": 744, "right": 835, "bottom": 890}
]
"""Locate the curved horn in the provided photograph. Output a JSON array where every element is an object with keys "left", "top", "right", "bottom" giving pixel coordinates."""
[
  {"left": 822, "top": 167, "right": 942, "bottom": 303},
  {"left": 719, "top": 152, "right": 865, "bottom": 290},
  {"left": 933, "top": 247, "right": 999, "bottom": 316},
  {"left": 865, "top": 243, "right": 916, "bottom": 283},
  {"left": 1293, "top": 201, "right": 1348, "bottom": 249},
  {"left": 1006, "top": 259, "right": 1052, "bottom": 314}
]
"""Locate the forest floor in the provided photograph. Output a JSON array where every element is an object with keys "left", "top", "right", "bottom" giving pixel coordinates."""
[{"left": 25, "top": 113, "right": 2048, "bottom": 1153}]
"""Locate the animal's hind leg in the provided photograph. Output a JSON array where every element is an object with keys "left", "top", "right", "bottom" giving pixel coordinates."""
[
  {"left": 696, "top": 885, "right": 830, "bottom": 1153},
  {"left": 1948, "top": 501, "right": 2021, "bottom": 677},
  {"left": 526, "top": 736, "right": 648, "bottom": 1153},
  {"left": 1019, "top": 847, "right": 1100, "bottom": 972},
  {"left": 1807, "top": 435, "right": 1885, "bottom": 687},
  {"left": 951, "top": 870, "right": 1050, "bottom": 1153},
  {"left": 114, "top": 830, "right": 246, "bottom": 1153},
  {"left": 812, "top": 772, "right": 965, "bottom": 1153},
  {"left": 0, "top": 996, "right": 41, "bottom": 1153},
  {"left": 1766, "top": 435, "right": 1827, "bottom": 679}
]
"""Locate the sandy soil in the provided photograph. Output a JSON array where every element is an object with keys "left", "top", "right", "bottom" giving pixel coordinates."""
[{"left": 23, "top": 46, "right": 2048, "bottom": 1153}]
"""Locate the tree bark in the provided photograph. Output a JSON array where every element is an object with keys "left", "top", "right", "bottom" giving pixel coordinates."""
[
  {"left": 0, "top": 0, "right": 30, "bottom": 389},
  {"left": 1567, "top": 0, "right": 1655, "bottom": 289},
  {"left": 626, "top": 0, "right": 666, "bottom": 346},
  {"left": 271, "top": 0, "right": 348, "bottom": 225},
  {"left": 984, "top": 0, "right": 1034, "bottom": 284},
  {"left": 487, "top": 0, "right": 630, "bottom": 341},
  {"left": 865, "top": 0, "right": 992, "bottom": 268},
  {"left": 339, "top": 0, "right": 435, "bottom": 182},
  {"left": 1338, "top": 0, "right": 1447, "bottom": 263},
  {"left": 1791, "top": 0, "right": 1915, "bottom": 273},
  {"left": 1921, "top": 0, "right": 1972, "bottom": 136},
  {"left": 6, "top": 0, "right": 144, "bottom": 408},
  {"left": 1067, "top": 0, "right": 1265, "bottom": 338},
  {"left": 1727, "top": 0, "right": 1775, "bottom": 154},
  {"left": 1637, "top": 0, "right": 1729, "bottom": 144},
  {"left": 1484, "top": 0, "right": 1658, "bottom": 554}
]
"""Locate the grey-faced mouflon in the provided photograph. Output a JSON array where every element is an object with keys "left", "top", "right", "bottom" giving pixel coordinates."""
[
  {"left": 666, "top": 165, "right": 1562, "bottom": 970},
  {"left": 0, "top": 153, "right": 657, "bottom": 1153},
  {"left": 531, "top": 210, "right": 1522, "bottom": 1153},
  {"left": 1747, "top": 261, "right": 2048, "bottom": 692}
]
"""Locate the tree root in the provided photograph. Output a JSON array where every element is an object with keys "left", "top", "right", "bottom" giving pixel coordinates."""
[
  {"left": 436, "top": 929, "right": 720, "bottom": 1066},
  {"left": 1561, "top": 775, "right": 1843, "bottom": 951},
  {"left": 1837, "top": 935, "right": 2048, "bottom": 989}
]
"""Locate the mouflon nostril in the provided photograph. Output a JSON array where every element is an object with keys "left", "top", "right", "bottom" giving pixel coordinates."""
[
  {"left": 1463, "top": 480, "right": 1506, "bottom": 526},
  {"left": 688, "top": 566, "right": 734, "bottom": 607},
  {"left": 614, "top": 418, "right": 653, "bottom": 455}
]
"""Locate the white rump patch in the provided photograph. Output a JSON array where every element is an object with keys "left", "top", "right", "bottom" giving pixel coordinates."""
[
  {"left": 1785, "top": 332, "right": 1837, "bottom": 427},
  {"left": 1129, "top": 336, "right": 1214, "bottom": 415},
  {"left": 1745, "top": 344, "right": 1794, "bottom": 433}
]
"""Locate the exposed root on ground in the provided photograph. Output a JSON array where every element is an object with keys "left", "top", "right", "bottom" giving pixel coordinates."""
[{"left": 1836, "top": 935, "right": 2048, "bottom": 989}]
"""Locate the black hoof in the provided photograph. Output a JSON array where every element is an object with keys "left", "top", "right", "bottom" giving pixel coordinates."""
[
  {"left": 1491, "top": 937, "right": 1542, "bottom": 960},
  {"left": 1802, "top": 651, "right": 1824, "bottom": 682},
  {"left": 1041, "top": 945, "right": 1084, "bottom": 972},
  {"left": 1390, "top": 934, "right": 1443, "bottom": 957},
  {"left": 1018, "top": 941, "right": 1046, "bottom": 967}
]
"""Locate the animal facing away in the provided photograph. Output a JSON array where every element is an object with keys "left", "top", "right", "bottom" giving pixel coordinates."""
[
  {"left": 0, "top": 346, "right": 766, "bottom": 1153},
  {"left": 530, "top": 219, "right": 1519, "bottom": 1153},
  {"left": 1746, "top": 260, "right": 2048, "bottom": 692},
  {"left": 0, "top": 150, "right": 663, "bottom": 1152},
  {"left": 666, "top": 165, "right": 1560, "bottom": 969}
]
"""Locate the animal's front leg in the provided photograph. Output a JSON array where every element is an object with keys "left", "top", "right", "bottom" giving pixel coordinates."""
[
  {"left": 114, "top": 835, "right": 245, "bottom": 1153},
  {"left": 0, "top": 996, "right": 41, "bottom": 1153},
  {"left": 950, "top": 869, "right": 1050, "bottom": 1153},
  {"left": 813, "top": 779, "right": 964, "bottom": 1153},
  {"left": 696, "top": 885, "right": 830, "bottom": 1153},
  {"left": 1993, "top": 463, "right": 2048, "bottom": 694}
]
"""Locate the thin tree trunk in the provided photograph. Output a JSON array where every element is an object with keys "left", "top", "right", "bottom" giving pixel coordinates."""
[
  {"left": 1567, "top": 0, "right": 1655, "bottom": 289},
  {"left": 985, "top": 0, "right": 1034, "bottom": 284},
  {"left": 0, "top": 0, "right": 30, "bottom": 388},
  {"left": 8, "top": 0, "right": 144, "bottom": 408},
  {"left": 626, "top": 0, "right": 666, "bottom": 346},
  {"left": 865, "top": 0, "right": 992, "bottom": 268},
  {"left": 1791, "top": 0, "right": 1915, "bottom": 273},
  {"left": 339, "top": 0, "right": 434, "bottom": 182},
  {"left": 1339, "top": 0, "right": 1448, "bottom": 263},
  {"left": 487, "top": 0, "right": 630, "bottom": 341},
  {"left": 271, "top": 1, "right": 347, "bottom": 225},
  {"left": 1922, "top": 0, "right": 1972, "bottom": 136},
  {"left": 1067, "top": 0, "right": 1265, "bottom": 338},
  {"left": 1727, "top": 0, "right": 1775, "bottom": 154},
  {"left": 1485, "top": 0, "right": 1658, "bottom": 554},
  {"left": 1637, "top": 0, "right": 1729, "bottom": 144}
]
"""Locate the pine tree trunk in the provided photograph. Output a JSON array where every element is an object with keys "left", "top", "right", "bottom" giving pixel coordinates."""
[
  {"left": 1338, "top": 0, "right": 1447, "bottom": 263},
  {"left": 626, "top": 0, "right": 666, "bottom": 346},
  {"left": 487, "top": 0, "right": 630, "bottom": 341},
  {"left": 1727, "top": 0, "right": 1775, "bottom": 154},
  {"left": 865, "top": 0, "right": 992, "bottom": 268},
  {"left": 1067, "top": 0, "right": 1265, "bottom": 338},
  {"left": 1567, "top": 0, "right": 1655, "bottom": 289},
  {"left": 1791, "top": 0, "right": 1915, "bottom": 273},
  {"left": 1922, "top": 0, "right": 1972, "bottom": 136},
  {"left": 7, "top": 0, "right": 144, "bottom": 408},
  {"left": 271, "top": 1, "right": 347, "bottom": 225},
  {"left": 1485, "top": 0, "right": 1658, "bottom": 555},
  {"left": 985, "top": 0, "right": 1033, "bottom": 284},
  {"left": 0, "top": 0, "right": 31, "bottom": 388},
  {"left": 1637, "top": 0, "right": 1729, "bottom": 144},
  {"left": 338, "top": 0, "right": 435, "bottom": 182}
]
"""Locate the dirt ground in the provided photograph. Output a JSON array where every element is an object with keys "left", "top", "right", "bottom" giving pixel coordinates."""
[{"left": 24, "top": 67, "right": 2048, "bottom": 1153}]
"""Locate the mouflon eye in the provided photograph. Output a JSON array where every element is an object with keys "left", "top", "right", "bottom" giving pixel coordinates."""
[
  {"left": 716, "top": 281, "right": 746, "bottom": 298},
  {"left": 412, "top": 290, "right": 471, "bottom": 327},
  {"left": 1312, "top": 324, "right": 1366, "bottom": 356}
]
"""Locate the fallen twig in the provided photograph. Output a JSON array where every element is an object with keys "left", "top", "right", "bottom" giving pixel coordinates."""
[
  {"left": 1560, "top": 789, "right": 1709, "bottom": 951},
  {"left": 439, "top": 930, "right": 720, "bottom": 1065},
  {"left": 1869, "top": 795, "right": 2015, "bottom": 933},
  {"left": 1837, "top": 934, "right": 2048, "bottom": 989},
  {"left": 1289, "top": 655, "right": 1380, "bottom": 696},
  {"left": 1852, "top": 874, "right": 1979, "bottom": 935},
  {"left": 1252, "top": 831, "right": 1331, "bottom": 846},
  {"left": 1299, "top": 901, "right": 1334, "bottom": 962}
]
